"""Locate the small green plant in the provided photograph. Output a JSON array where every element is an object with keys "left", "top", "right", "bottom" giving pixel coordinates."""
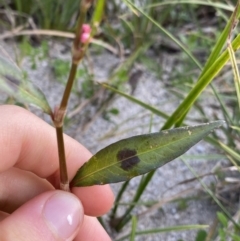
[{"left": 18, "top": 38, "right": 49, "bottom": 69}]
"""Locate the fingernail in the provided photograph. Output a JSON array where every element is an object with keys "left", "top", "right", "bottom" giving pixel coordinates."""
[{"left": 43, "top": 192, "right": 82, "bottom": 239}]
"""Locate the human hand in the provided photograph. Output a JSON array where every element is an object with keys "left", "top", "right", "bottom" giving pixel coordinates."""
[{"left": 0, "top": 105, "right": 114, "bottom": 241}]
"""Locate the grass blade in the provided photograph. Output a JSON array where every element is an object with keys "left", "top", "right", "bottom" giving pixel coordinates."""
[
  {"left": 162, "top": 34, "right": 240, "bottom": 130},
  {"left": 115, "top": 224, "right": 209, "bottom": 241},
  {"left": 130, "top": 216, "right": 137, "bottom": 241},
  {"left": 218, "top": 141, "right": 240, "bottom": 162},
  {"left": 122, "top": 0, "right": 202, "bottom": 69},
  {"left": 181, "top": 157, "right": 240, "bottom": 229},
  {"left": 147, "top": 1, "right": 234, "bottom": 12},
  {"left": 228, "top": 40, "right": 240, "bottom": 113},
  {"left": 172, "top": 1, "right": 240, "bottom": 127},
  {"left": 101, "top": 83, "right": 169, "bottom": 119},
  {"left": 92, "top": 0, "right": 106, "bottom": 27}
]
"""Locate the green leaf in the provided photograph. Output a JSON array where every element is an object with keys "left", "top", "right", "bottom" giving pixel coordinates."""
[
  {"left": 218, "top": 141, "right": 240, "bottom": 162},
  {"left": 162, "top": 33, "right": 240, "bottom": 130},
  {"left": 195, "top": 230, "right": 207, "bottom": 241},
  {"left": 71, "top": 121, "right": 224, "bottom": 187},
  {"left": 101, "top": 83, "right": 169, "bottom": 119},
  {"left": 115, "top": 224, "right": 209, "bottom": 241},
  {"left": 231, "top": 234, "right": 240, "bottom": 241},
  {"left": 217, "top": 212, "right": 228, "bottom": 228},
  {"left": 0, "top": 53, "right": 52, "bottom": 114},
  {"left": 92, "top": 0, "right": 105, "bottom": 26},
  {"left": 130, "top": 216, "right": 137, "bottom": 241}
]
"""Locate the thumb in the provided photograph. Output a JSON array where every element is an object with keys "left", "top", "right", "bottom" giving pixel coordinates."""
[{"left": 0, "top": 190, "right": 83, "bottom": 241}]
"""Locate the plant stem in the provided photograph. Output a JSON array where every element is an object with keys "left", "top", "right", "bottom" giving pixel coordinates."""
[
  {"left": 59, "top": 63, "right": 78, "bottom": 110},
  {"left": 52, "top": 0, "right": 93, "bottom": 191},
  {"left": 60, "top": 0, "right": 90, "bottom": 111},
  {"left": 53, "top": 63, "right": 78, "bottom": 191},
  {"left": 56, "top": 126, "right": 69, "bottom": 191}
]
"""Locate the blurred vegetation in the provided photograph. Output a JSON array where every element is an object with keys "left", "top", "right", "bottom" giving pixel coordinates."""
[
  {"left": 1, "top": 0, "right": 240, "bottom": 240},
  {"left": 1, "top": 0, "right": 80, "bottom": 30}
]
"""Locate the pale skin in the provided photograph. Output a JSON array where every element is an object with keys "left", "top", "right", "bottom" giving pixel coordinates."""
[{"left": 0, "top": 105, "right": 114, "bottom": 241}]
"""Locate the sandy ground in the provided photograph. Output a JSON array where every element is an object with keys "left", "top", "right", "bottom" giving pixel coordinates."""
[{"left": 0, "top": 39, "right": 227, "bottom": 241}]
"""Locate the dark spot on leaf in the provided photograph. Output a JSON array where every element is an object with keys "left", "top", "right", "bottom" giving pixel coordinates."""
[{"left": 117, "top": 148, "right": 140, "bottom": 171}]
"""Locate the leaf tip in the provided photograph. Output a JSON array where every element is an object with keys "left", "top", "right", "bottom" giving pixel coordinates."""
[{"left": 208, "top": 120, "right": 226, "bottom": 128}]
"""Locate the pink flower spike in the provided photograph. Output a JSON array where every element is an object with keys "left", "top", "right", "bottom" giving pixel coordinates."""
[
  {"left": 82, "top": 24, "right": 91, "bottom": 34},
  {"left": 81, "top": 32, "right": 90, "bottom": 43}
]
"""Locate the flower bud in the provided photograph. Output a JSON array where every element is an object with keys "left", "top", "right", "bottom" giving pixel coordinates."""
[
  {"left": 80, "top": 24, "right": 91, "bottom": 43},
  {"left": 81, "top": 33, "right": 90, "bottom": 43},
  {"left": 82, "top": 24, "right": 91, "bottom": 34}
]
